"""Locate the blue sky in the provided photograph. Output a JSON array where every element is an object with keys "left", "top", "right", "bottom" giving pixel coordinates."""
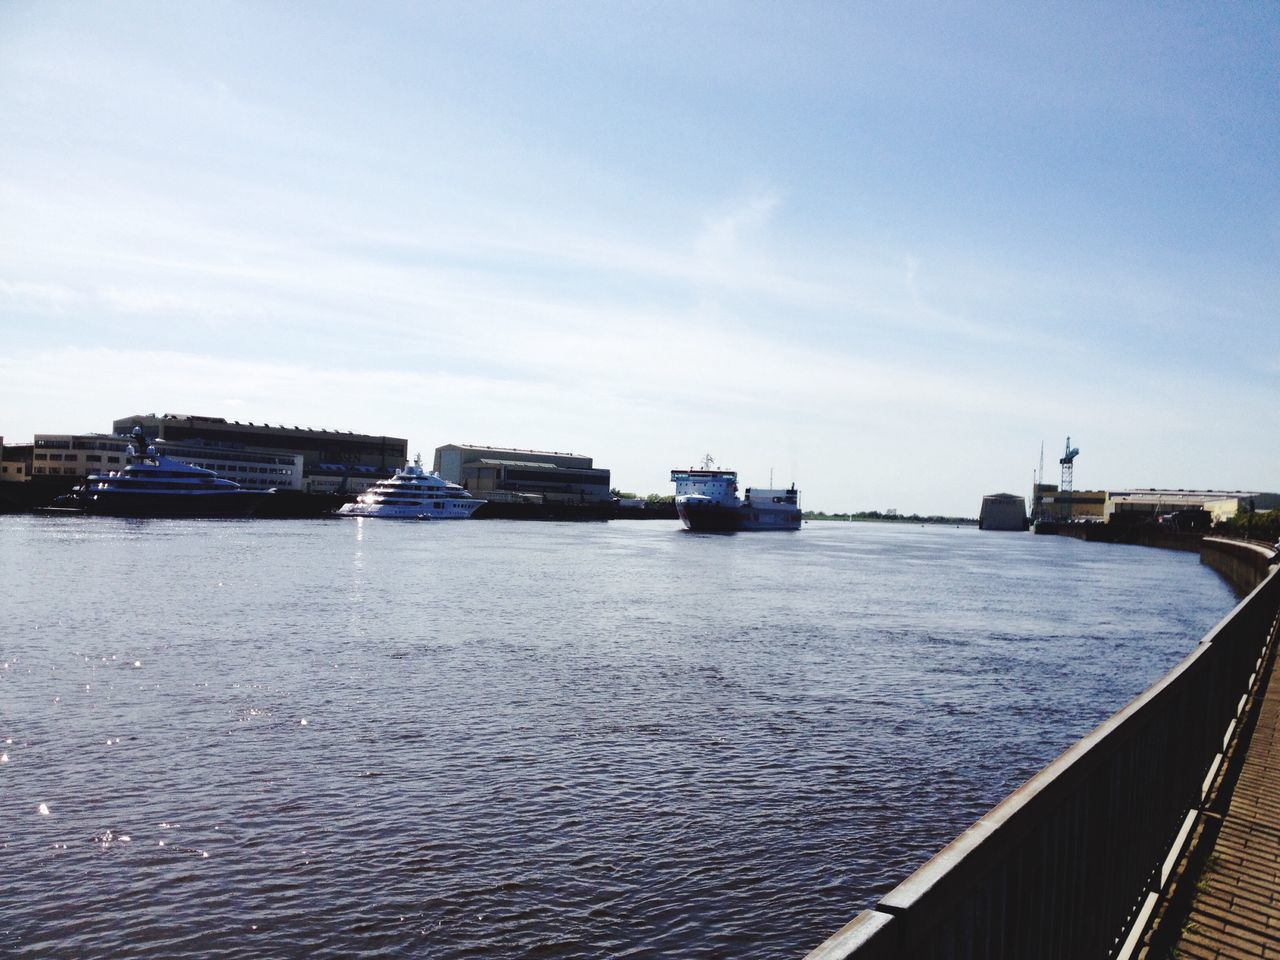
[{"left": 1, "top": 2, "right": 1276, "bottom": 514}]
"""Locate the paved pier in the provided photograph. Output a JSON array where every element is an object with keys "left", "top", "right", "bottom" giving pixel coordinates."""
[{"left": 1172, "top": 574, "right": 1280, "bottom": 959}]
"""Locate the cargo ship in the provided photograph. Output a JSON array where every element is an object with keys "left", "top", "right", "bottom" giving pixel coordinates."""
[{"left": 670, "top": 458, "right": 801, "bottom": 532}]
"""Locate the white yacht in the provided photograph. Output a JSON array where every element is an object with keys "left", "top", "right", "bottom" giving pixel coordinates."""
[{"left": 336, "top": 455, "right": 486, "bottom": 520}]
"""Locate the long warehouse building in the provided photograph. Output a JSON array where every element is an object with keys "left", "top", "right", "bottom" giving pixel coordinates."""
[
  {"left": 433, "top": 443, "right": 611, "bottom": 503},
  {"left": 113, "top": 413, "right": 407, "bottom": 471}
]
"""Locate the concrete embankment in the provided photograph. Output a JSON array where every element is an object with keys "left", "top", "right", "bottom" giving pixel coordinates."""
[
  {"left": 1051, "top": 522, "right": 1276, "bottom": 598},
  {"left": 458, "top": 500, "right": 676, "bottom": 521},
  {"left": 1, "top": 482, "right": 680, "bottom": 521},
  {"left": 0, "top": 477, "right": 76, "bottom": 513},
  {"left": 1047, "top": 523, "right": 1280, "bottom": 599},
  {"left": 1200, "top": 536, "right": 1279, "bottom": 597},
  {"left": 1049, "top": 521, "right": 1205, "bottom": 552}
]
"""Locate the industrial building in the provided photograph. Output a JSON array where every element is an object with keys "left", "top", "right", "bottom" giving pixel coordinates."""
[
  {"left": 112, "top": 414, "right": 407, "bottom": 472},
  {"left": 433, "top": 443, "right": 611, "bottom": 503},
  {"left": 978, "top": 493, "right": 1028, "bottom": 531},
  {"left": 1025, "top": 436, "right": 1278, "bottom": 529},
  {"left": 302, "top": 463, "right": 390, "bottom": 496},
  {"left": 0, "top": 437, "right": 33, "bottom": 512},
  {"left": 1104, "top": 490, "right": 1271, "bottom": 525},
  {"left": 30, "top": 434, "right": 304, "bottom": 491},
  {"left": 1034, "top": 484, "right": 1108, "bottom": 521},
  {"left": 1, "top": 437, "right": 32, "bottom": 482},
  {"left": 31, "top": 434, "right": 129, "bottom": 479},
  {"left": 1024, "top": 485, "right": 1275, "bottom": 527}
]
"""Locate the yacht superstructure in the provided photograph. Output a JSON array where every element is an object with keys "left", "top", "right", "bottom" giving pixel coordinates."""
[
  {"left": 336, "top": 455, "right": 485, "bottom": 519},
  {"left": 61, "top": 428, "right": 269, "bottom": 518}
]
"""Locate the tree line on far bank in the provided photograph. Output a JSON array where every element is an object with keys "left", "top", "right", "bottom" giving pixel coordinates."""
[
  {"left": 802, "top": 510, "right": 978, "bottom": 525},
  {"left": 611, "top": 489, "right": 674, "bottom": 504},
  {"left": 1220, "top": 508, "right": 1280, "bottom": 544}
]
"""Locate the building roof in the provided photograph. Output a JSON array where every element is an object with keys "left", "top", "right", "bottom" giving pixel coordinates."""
[
  {"left": 474, "top": 458, "right": 559, "bottom": 469},
  {"left": 1110, "top": 492, "right": 1246, "bottom": 507},
  {"left": 115, "top": 413, "right": 403, "bottom": 443},
  {"left": 442, "top": 442, "right": 587, "bottom": 458},
  {"left": 1113, "top": 488, "right": 1259, "bottom": 499}
]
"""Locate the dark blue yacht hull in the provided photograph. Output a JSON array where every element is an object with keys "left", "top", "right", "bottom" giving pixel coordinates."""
[{"left": 72, "top": 491, "right": 270, "bottom": 518}]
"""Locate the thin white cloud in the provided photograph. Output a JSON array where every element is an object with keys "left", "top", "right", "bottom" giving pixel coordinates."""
[
  {"left": 0, "top": 346, "right": 548, "bottom": 436},
  {"left": 0, "top": 279, "right": 84, "bottom": 308},
  {"left": 695, "top": 190, "right": 782, "bottom": 261}
]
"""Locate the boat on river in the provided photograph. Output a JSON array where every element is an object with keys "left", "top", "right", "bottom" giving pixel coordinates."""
[
  {"left": 54, "top": 428, "right": 269, "bottom": 518},
  {"left": 670, "top": 457, "right": 802, "bottom": 532},
  {"left": 336, "top": 455, "right": 485, "bottom": 519}
]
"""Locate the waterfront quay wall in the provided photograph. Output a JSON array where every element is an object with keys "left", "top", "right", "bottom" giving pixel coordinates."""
[
  {"left": 804, "top": 540, "right": 1280, "bottom": 960},
  {"left": 0, "top": 483, "right": 680, "bottom": 521},
  {"left": 1052, "top": 521, "right": 1273, "bottom": 597},
  {"left": 1199, "top": 536, "right": 1279, "bottom": 598},
  {"left": 1050, "top": 521, "right": 1204, "bottom": 553}
]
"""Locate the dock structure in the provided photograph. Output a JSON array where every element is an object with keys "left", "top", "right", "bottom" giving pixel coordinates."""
[
  {"left": 977, "top": 492, "right": 1028, "bottom": 531},
  {"left": 803, "top": 538, "right": 1280, "bottom": 960}
]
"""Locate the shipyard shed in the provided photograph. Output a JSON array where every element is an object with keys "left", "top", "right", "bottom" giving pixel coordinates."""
[
  {"left": 433, "top": 443, "right": 611, "bottom": 503},
  {"left": 979, "top": 493, "right": 1028, "bottom": 531},
  {"left": 112, "top": 413, "right": 406, "bottom": 471},
  {"left": 1104, "top": 490, "right": 1261, "bottom": 525},
  {"left": 1034, "top": 484, "right": 1108, "bottom": 520}
]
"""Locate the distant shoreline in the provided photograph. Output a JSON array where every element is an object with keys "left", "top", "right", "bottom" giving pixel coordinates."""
[{"left": 803, "top": 512, "right": 978, "bottom": 526}]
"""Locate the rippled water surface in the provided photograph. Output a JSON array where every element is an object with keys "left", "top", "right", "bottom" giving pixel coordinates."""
[{"left": 0, "top": 516, "right": 1236, "bottom": 958}]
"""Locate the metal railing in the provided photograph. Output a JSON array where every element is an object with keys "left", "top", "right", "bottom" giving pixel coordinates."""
[{"left": 805, "top": 547, "right": 1280, "bottom": 960}]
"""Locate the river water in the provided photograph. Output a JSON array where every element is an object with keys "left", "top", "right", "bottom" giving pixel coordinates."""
[{"left": 0, "top": 516, "right": 1236, "bottom": 959}]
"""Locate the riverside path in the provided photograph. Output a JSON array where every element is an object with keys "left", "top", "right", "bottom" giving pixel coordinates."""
[{"left": 1171, "top": 635, "right": 1280, "bottom": 959}]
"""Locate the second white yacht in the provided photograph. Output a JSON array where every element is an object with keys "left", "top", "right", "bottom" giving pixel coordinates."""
[{"left": 336, "top": 456, "right": 486, "bottom": 520}]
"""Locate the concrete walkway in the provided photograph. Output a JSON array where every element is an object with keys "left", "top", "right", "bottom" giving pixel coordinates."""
[{"left": 1174, "top": 640, "right": 1280, "bottom": 959}]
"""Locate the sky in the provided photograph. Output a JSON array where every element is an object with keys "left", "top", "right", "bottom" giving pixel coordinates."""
[{"left": 1, "top": 1, "right": 1277, "bottom": 515}]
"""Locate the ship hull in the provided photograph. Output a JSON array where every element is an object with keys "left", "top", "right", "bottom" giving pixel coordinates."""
[
  {"left": 676, "top": 500, "right": 801, "bottom": 532},
  {"left": 72, "top": 491, "right": 269, "bottom": 518},
  {"left": 336, "top": 500, "right": 482, "bottom": 520}
]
